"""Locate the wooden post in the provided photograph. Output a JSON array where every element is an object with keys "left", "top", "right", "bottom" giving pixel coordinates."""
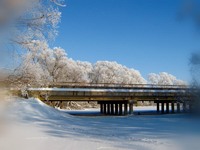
[
  {"left": 124, "top": 103, "right": 128, "bottom": 115},
  {"left": 161, "top": 102, "right": 165, "bottom": 114},
  {"left": 157, "top": 102, "right": 160, "bottom": 113},
  {"left": 166, "top": 102, "right": 169, "bottom": 114},
  {"left": 111, "top": 103, "right": 114, "bottom": 115},
  {"left": 171, "top": 102, "right": 175, "bottom": 113},
  {"left": 177, "top": 103, "right": 180, "bottom": 113},
  {"left": 119, "top": 103, "right": 123, "bottom": 115}
]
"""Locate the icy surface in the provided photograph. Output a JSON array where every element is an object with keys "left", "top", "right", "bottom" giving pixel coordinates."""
[{"left": 1, "top": 98, "right": 200, "bottom": 150}]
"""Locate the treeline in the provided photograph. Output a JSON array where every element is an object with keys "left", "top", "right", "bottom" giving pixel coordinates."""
[{"left": 9, "top": 40, "right": 186, "bottom": 88}]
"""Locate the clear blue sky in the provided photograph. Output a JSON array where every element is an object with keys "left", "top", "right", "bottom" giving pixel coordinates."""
[{"left": 54, "top": 0, "right": 200, "bottom": 82}]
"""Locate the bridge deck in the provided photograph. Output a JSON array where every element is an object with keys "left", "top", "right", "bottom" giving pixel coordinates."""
[{"left": 27, "top": 86, "right": 192, "bottom": 102}]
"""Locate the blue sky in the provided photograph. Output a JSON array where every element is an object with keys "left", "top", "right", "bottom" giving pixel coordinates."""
[{"left": 54, "top": 0, "right": 200, "bottom": 82}]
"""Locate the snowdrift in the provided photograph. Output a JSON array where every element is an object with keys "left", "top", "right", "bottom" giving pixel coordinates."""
[
  {"left": 10, "top": 98, "right": 74, "bottom": 120},
  {"left": 0, "top": 97, "right": 200, "bottom": 150}
]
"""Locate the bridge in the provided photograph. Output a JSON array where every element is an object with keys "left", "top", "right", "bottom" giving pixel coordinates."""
[{"left": 27, "top": 83, "right": 194, "bottom": 116}]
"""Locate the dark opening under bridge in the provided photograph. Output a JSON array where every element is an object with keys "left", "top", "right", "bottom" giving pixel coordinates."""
[{"left": 27, "top": 83, "right": 194, "bottom": 116}]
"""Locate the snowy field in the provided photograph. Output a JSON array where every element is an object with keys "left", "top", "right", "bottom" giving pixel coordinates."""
[{"left": 1, "top": 98, "right": 200, "bottom": 150}]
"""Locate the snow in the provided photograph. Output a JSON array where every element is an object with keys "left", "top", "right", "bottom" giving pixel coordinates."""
[
  {"left": 63, "top": 106, "right": 161, "bottom": 116},
  {"left": 1, "top": 98, "right": 200, "bottom": 150}
]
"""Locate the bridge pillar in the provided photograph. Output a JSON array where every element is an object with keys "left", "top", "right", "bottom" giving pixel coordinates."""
[
  {"left": 100, "top": 103, "right": 103, "bottom": 113},
  {"left": 166, "top": 102, "right": 169, "bottom": 114},
  {"left": 161, "top": 102, "right": 165, "bottom": 114},
  {"left": 171, "top": 102, "right": 175, "bottom": 113},
  {"left": 107, "top": 103, "right": 111, "bottom": 115},
  {"left": 177, "top": 103, "right": 180, "bottom": 113},
  {"left": 103, "top": 103, "right": 107, "bottom": 114},
  {"left": 98, "top": 101, "right": 130, "bottom": 116},
  {"left": 119, "top": 103, "right": 123, "bottom": 115},
  {"left": 111, "top": 103, "right": 114, "bottom": 115},
  {"left": 157, "top": 102, "right": 160, "bottom": 113},
  {"left": 129, "top": 103, "right": 133, "bottom": 114},
  {"left": 115, "top": 103, "right": 119, "bottom": 115},
  {"left": 124, "top": 103, "right": 128, "bottom": 115}
]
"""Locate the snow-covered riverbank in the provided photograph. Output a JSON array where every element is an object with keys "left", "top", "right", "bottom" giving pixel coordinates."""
[{"left": 1, "top": 98, "right": 200, "bottom": 150}]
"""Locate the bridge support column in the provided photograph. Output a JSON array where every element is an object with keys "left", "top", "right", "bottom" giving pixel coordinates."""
[
  {"left": 157, "top": 102, "right": 160, "bottom": 113},
  {"left": 103, "top": 103, "right": 107, "bottom": 114},
  {"left": 107, "top": 103, "right": 111, "bottom": 115},
  {"left": 166, "top": 102, "right": 169, "bottom": 114},
  {"left": 119, "top": 104, "right": 123, "bottom": 115},
  {"left": 115, "top": 103, "right": 118, "bottom": 115},
  {"left": 111, "top": 103, "right": 114, "bottom": 115},
  {"left": 124, "top": 103, "right": 128, "bottom": 115},
  {"left": 171, "top": 102, "right": 175, "bottom": 113},
  {"left": 177, "top": 103, "right": 180, "bottom": 113},
  {"left": 100, "top": 103, "right": 103, "bottom": 113},
  {"left": 129, "top": 103, "right": 133, "bottom": 114},
  {"left": 99, "top": 101, "right": 131, "bottom": 116},
  {"left": 115, "top": 103, "right": 119, "bottom": 115},
  {"left": 161, "top": 102, "right": 165, "bottom": 114}
]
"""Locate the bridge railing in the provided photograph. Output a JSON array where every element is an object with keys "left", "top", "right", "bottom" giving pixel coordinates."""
[{"left": 49, "top": 82, "right": 188, "bottom": 89}]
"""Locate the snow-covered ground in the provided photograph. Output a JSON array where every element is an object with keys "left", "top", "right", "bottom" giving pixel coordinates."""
[
  {"left": 62, "top": 106, "right": 158, "bottom": 116},
  {"left": 0, "top": 98, "right": 200, "bottom": 150}
]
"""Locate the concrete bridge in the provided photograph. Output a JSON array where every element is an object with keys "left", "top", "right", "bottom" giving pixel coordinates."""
[{"left": 27, "top": 83, "right": 193, "bottom": 116}]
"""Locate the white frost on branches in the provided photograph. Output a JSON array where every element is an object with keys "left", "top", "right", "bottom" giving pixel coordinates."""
[
  {"left": 0, "top": 0, "right": 63, "bottom": 49},
  {"left": 13, "top": 40, "right": 186, "bottom": 87},
  {"left": 90, "top": 61, "right": 146, "bottom": 84},
  {"left": 148, "top": 72, "right": 186, "bottom": 85},
  {"left": 14, "top": 40, "right": 187, "bottom": 87},
  {"left": 15, "top": 41, "right": 148, "bottom": 86}
]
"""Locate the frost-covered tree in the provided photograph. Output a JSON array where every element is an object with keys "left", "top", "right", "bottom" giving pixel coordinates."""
[
  {"left": 14, "top": 0, "right": 62, "bottom": 45},
  {"left": 15, "top": 40, "right": 93, "bottom": 86},
  {"left": 40, "top": 46, "right": 68, "bottom": 83},
  {"left": 16, "top": 50, "right": 148, "bottom": 86},
  {"left": 13, "top": 40, "right": 47, "bottom": 85},
  {"left": 0, "top": 0, "right": 63, "bottom": 50},
  {"left": 0, "top": 0, "right": 64, "bottom": 86},
  {"left": 76, "top": 61, "right": 93, "bottom": 82},
  {"left": 148, "top": 72, "right": 186, "bottom": 85},
  {"left": 90, "top": 61, "right": 146, "bottom": 84},
  {"left": 61, "top": 58, "right": 83, "bottom": 82},
  {"left": 15, "top": 41, "right": 187, "bottom": 87},
  {"left": 15, "top": 40, "right": 68, "bottom": 86}
]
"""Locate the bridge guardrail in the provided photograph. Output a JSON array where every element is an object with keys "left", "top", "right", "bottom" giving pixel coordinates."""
[{"left": 50, "top": 82, "right": 188, "bottom": 89}]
